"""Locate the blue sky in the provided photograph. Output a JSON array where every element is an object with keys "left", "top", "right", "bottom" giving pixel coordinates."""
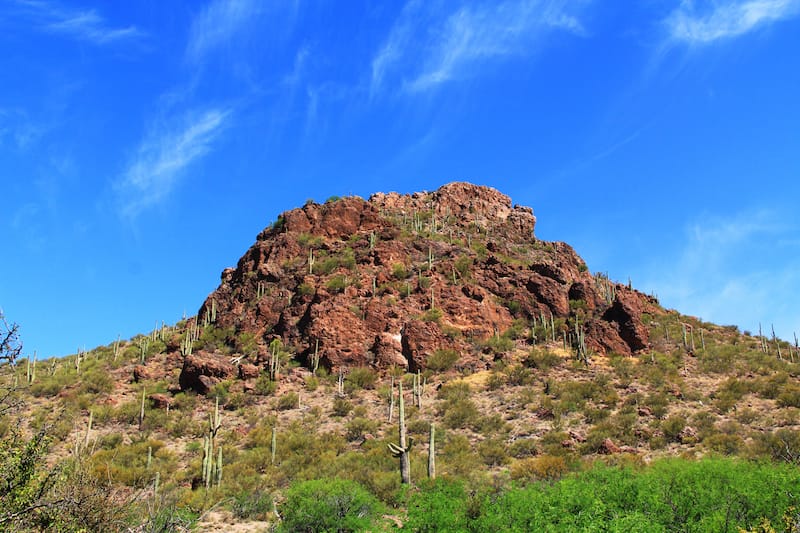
[{"left": 2, "top": 0, "right": 799, "bottom": 358}]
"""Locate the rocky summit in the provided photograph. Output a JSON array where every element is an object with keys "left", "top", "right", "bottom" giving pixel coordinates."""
[{"left": 179, "top": 182, "right": 658, "bottom": 394}]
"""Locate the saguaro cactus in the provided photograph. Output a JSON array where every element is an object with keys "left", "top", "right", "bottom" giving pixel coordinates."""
[
  {"left": 428, "top": 423, "right": 436, "bottom": 480},
  {"left": 388, "top": 382, "right": 412, "bottom": 484}
]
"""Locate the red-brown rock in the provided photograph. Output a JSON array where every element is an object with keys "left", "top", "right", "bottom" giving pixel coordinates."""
[
  {"left": 132, "top": 364, "right": 152, "bottom": 383},
  {"left": 179, "top": 352, "right": 236, "bottom": 394},
  {"left": 179, "top": 182, "right": 664, "bottom": 394},
  {"left": 602, "top": 290, "right": 650, "bottom": 352},
  {"left": 238, "top": 363, "right": 260, "bottom": 380},
  {"left": 401, "top": 320, "right": 452, "bottom": 372},
  {"left": 600, "top": 438, "right": 621, "bottom": 454},
  {"left": 149, "top": 393, "right": 172, "bottom": 410}
]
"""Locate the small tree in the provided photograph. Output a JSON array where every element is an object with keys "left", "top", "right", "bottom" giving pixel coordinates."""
[{"left": 0, "top": 311, "right": 128, "bottom": 530}]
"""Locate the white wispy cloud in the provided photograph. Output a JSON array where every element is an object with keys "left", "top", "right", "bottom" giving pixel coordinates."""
[
  {"left": 116, "top": 108, "right": 231, "bottom": 218},
  {"left": 186, "top": 0, "right": 258, "bottom": 62},
  {"left": 185, "top": 0, "right": 298, "bottom": 64},
  {"left": 371, "top": 0, "right": 587, "bottom": 94},
  {"left": 639, "top": 209, "right": 800, "bottom": 339},
  {"left": 6, "top": 0, "right": 144, "bottom": 44},
  {"left": 666, "top": 0, "right": 800, "bottom": 44}
]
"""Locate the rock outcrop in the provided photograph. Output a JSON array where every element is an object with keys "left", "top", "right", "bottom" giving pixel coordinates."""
[{"left": 178, "top": 182, "right": 660, "bottom": 393}]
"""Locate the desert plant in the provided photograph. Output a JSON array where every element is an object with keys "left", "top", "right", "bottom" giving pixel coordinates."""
[{"left": 278, "top": 478, "right": 382, "bottom": 533}]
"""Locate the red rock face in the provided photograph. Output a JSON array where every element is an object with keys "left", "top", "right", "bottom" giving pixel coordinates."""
[
  {"left": 179, "top": 352, "right": 236, "bottom": 394},
  {"left": 179, "top": 182, "right": 660, "bottom": 393}
]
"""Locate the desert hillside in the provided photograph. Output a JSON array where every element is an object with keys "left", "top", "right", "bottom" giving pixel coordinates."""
[{"left": 2, "top": 183, "right": 799, "bottom": 532}]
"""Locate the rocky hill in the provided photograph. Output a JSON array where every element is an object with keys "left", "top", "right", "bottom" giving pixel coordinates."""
[
  {"left": 179, "top": 182, "right": 657, "bottom": 394},
  {"left": 3, "top": 182, "right": 800, "bottom": 531}
]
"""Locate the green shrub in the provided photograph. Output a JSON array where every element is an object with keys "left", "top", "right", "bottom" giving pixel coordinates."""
[
  {"left": 661, "top": 414, "right": 686, "bottom": 443},
  {"left": 345, "top": 417, "right": 377, "bottom": 442},
  {"left": 454, "top": 256, "right": 472, "bottom": 279},
  {"left": 777, "top": 383, "right": 800, "bottom": 408},
  {"left": 254, "top": 375, "right": 277, "bottom": 396},
  {"left": 297, "top": 283, "right": 315, "bottom": 296},
  {"left": 278, "top": 478, "right": 382, "bottom": 533},
  {"left": 509, "top": 455, "right": 568, "bottom": 482},
  {"left": 427, "top": 349, "right": 459, "bottom": 372},
  {"left": 525, "top": 348, "right": 562, "bottom": 370},
  {"left": 420, "top": 308, "right": 442, "bottom": 323},
  {"left": 326, "top": 275, "right": 350, "bottom": 293},
  {"left": 277, "top": 392, "right": 299, "bottom": 411},
  {"left": 345, "top": 367, "right": 377, "bottom": 391},
  {"left": 332, "top": 397, "right": 352, "bottom": 417},
  {"left": 232, "top": 489, "right": 272, "bottom": 520},
  {"left": 478, "top": 438, "right": 509, "bottom": 466},
  {"left": 405, "top": 479, "right": 471, "bottom": 532},
  {"left": 484, "top": 334, "right": 514, "bottom": 354},
  {"left": 391, "top": 263, "right": 409, "bottom": 280},
  {"left": 441, "top": 398, "right": 480, "bottom": 430}
]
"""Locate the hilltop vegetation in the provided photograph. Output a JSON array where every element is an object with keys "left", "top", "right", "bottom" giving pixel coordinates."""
[{"left": 2, "top": 184, "right": 799, "bottom": 531}]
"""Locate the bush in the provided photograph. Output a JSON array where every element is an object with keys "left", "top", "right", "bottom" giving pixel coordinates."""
[
  {"left": 420, "top": 308, "right": 442, "bottom": 323},
  {"left": 484, "top": 334, "right": 514, "bottom": 354},
  {"left": 441, "top": 398, "right": 479, "bottom": 430},
  {"left": 345, "top": 418, "right": 377, "bottom": 442},
  {"left": 478, "top": 438, "right": 509, "bottom": 466},
  {"left": 232, "top": 489, "right": 272, "bottom": 520},
  {"left": 332, "top": 397, "right": 352, "bottom": 417},
  {"left": 405, "top": 479, "right": 471, "bottom": 532},
  {"left": 254, "top": 375, "right": 277, "bottom": 396},
  {"left": 326, "top": 275, "right": 350, "bottom": 293},
  {"left": 391, "top": 263, "right": 409, "bottom": 280},
  {"left": 278, "top": 478, "right": 382, "bottom": 533},
  {"left": 427, "top": 349, "right": 459, "bottom": 372},
  {"left": 525, "top": 348, "right": 562, "bottom": 370},
  {"left": 345, "top": 367, "right": 377, "bottom": 391},
  {"left": 661, "top": 414, "right": 686, "bottom": 443},
  {"left": 777, "top": 383, "right": 800, "bottom": 408},
  {"left": 277, "top": 392, "right": 299, "bottom": 411},
  {"left": 509, "top": 455, "right": 568, "bottom": 482}
]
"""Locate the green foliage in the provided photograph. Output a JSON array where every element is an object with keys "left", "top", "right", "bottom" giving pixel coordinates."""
[
  {"left": 777, "top": 383, "right": 800, "bottom": 408},
  {"left": 345, "top": 417, "right": 377, "bottom": 442},
  {"left": 392, "top": 263, "right": 409, "bottom": 280},
  {"left": 297, "top": 233, "right": 324, "bottom": 247},
  {"left": 420, "top": 308, "right": 443, "bottom": 323},
  {"left": 232, "top": 489, "right": 273, "bottom": 520},
  {"left": 405, "top": 458, "right": 800, "bottom": 532},
  {"left": 325, "top": 274, "right": 350, "bottom": 293},
  {"left": 278, "top": 478, "right": 382, "bottom": 533},
  {"left": 90, "top": 439, "right": 175, "bottom": 488},
  {"left": 332, "top": 397, "right": 353, "bottom": 417},
  {"left": 0, "top": 427, "right": 56, "bottom": 527},
  {"left": 254, "top": 374, "right": 278, "bottom": 396},
  {"left": 270, "top": 215, "right": 285, "bottom": 231},
  {"left": 484, "top": 333, "right": 515, "bottom": 354},
  {"left": 661, "top": 414, "right": 686, "bottom": 443},
  {"left": 345, "top": 367, "right": 377, "bottom": 391},
  {"left": 315, "top": 248, "right": 356, "bottom": 276},
  {"left": 235, "top": 331, "right": 258, "bottom": 355},
  {"left": 525, "top": 348, "right": 562, "bottom": 370},
  {"left": 297, "top": 282, "right": 315, "bottom": 296},
  {"left": 454, "top": 255, "right": 472, "bottom": 279},
  {"left": 426, "top": 349, "right": 459, "bottom": 372},
  {"left": 277, "top": 392, "right": 299, "bottom": 411},
  {"left": 405, "top": 479, "right": 472, "bottom": 532}
]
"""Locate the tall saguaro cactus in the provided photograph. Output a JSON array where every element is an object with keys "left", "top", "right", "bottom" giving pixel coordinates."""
[
  {"left": 428, "top": 423, "right": 436, "bottom": 480},
  {"left": 388, "top": 382, "right": 412, "bottom": 484}
]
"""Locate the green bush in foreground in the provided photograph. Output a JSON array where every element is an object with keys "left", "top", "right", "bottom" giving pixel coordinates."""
[
  {"left": 278, "top": 478, "right": 383, "bottom": 532},
  {"left": 403, "top": 458, "right": 800, "bottom": 532}
]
